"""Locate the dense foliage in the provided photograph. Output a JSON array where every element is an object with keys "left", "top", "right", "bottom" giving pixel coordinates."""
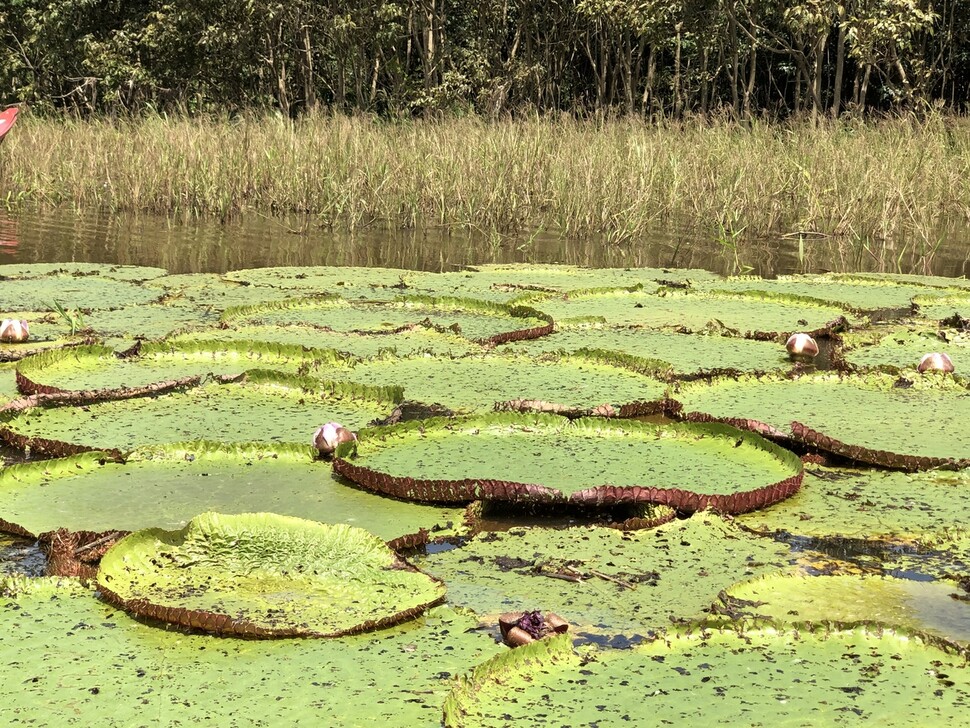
[{"left": 1, "top": 1, "right": 966, "bottom": 117}]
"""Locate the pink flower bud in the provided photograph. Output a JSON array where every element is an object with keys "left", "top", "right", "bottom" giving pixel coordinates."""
[
  {"left": 785, "top": 333, "right": 818, "bottom": 357},
  {"left": 0, "top": 319, "right": 29, "bottom": 343},
  {"left": 312, "top": 422, "right": 357, "bottom": 455},
  {"left": 917, "top": 352, "right": 954, "bottom": 373}
]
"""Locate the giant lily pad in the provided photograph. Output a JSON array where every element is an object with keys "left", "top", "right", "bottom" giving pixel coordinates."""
[
  {"left": 335, "top": 414, "right": 802, "bottom": 511},
  {"left": 518, "top": 286, "right": 852, "bottom": 334},
  {"left": 0, "top": 273, "right": 162, "bottom": 311},
  {"left": 737, "top": 466, "right": 970, "bottom": 543},
  {"left": 0, "top": 444, "right": 466, "bottom": 541},
  {"left": 221, "top": 295, "right": 552, "bottom": 346},
  {"left": 0, "top": 311, "right": 79, "bottom": 362},
  {"left": 498, "top": 326, "right": 791, "bottom": 376},
  {"left": 170, "top": 325, "right": 482, "bottom": 359},
  {"left": 224, "top": 265, "right": 422, "bottom": 300},
  {"left": 336, "top": 352, "right": 668, "bottom": 415},
  {"left": 0, "top": 373, "right": 398, "bottom": 454},
  {"left": 15, "top": 340, "right": 348, "bottom": 394},
  {"left": 415, "top": 513, "right": 798, "bottom": 635},
  {"left": 674, "top": 371, "right": 970, "bottom": 469},
  {"left": 0, "top": 578, "right": 501, "bottom": 724},
  {"left": 715, "top": 574, "right": 970, "bottom": 644},
  {"left": 915, "top": 292, "right": 970, "bottom": 321},
  {"left": 443, "top": 627, "right": 970, "bottom": 727},
  {"left": 0, "top": 263, "right": 168, "bottom": 281},
  {"left": 841, "top": 325, "right": 967, "bottom": 372},
  {"left": 97, "top": 512, "right": 446, "bottom": 637}
]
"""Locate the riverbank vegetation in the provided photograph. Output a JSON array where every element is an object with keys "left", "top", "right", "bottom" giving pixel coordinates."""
[{"left": 1, "top": 113, "right": 969, "bottom": 253}]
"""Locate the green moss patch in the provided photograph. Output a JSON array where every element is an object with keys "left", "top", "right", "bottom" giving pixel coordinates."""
[
  {"left": 336, "top": 414, "right": 802, "bottom": 510},
  {"left": 443, "top": 627, "right": 970, "bottom": 727},
  {"left": 97, "top": 512, "right": 445, "bottom": 637}
]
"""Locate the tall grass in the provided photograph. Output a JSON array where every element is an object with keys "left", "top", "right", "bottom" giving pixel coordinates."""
[{"left": 2, "top": 112, "right": 970, "bottom": 250}]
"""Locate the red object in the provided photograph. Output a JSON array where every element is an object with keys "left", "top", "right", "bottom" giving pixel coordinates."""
[{"left": 0, "top": 107, "right": 19, "bottom": 143}]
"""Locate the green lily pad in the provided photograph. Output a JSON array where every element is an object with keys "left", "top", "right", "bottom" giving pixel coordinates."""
[
  {"left": 674, "top": 371, "right": 970, "bottom": 468},
  {"left": 336, "top": 414, "right": 802, "bottom": 511},
  {"left": 0, "top": 578, "right": 501, "bottom": 724},
  {"left": 146, "top": 273, "right": 307, "bottom": 309},
  {"left": 499, "top": 326, "right": 791, "bottom": 376},
  {"left": 222, "top": 295, "right": 551, "bottom": 345},
  {"left": 81, "top": 301, "right": 220, "bottom": 343},
  {"left": 841, "top": 325, "right": 967, "bottom": 371},
  {"left": 0, "top": 263, "right": 168, "bottom": 281},
  {"left": 699, "top": 274, "right": 941, "bottom": 312},
  {"left": 415, "top": 513, "right": 797, "bottom": 635},
  {"left": 0, "top": 373, "right": 397, "bottom": 454},
  {"left": 443, "top": 627, "right": 970, "bottom": 727},
  {"left": 835, "top": 272, "right": 970, "bottom": 292},
  {"left": 0, "top": 363, "right": 18, "bottom": 406},
  {"left": 737, "top": 466, "right": 970, "bottom": 543},
  {"left": 0, "top": 275, "right": 163, "bottom": 311},
  {"left": 338, "top": 352, "right": 668, "bottom": 415},
  {"left": 224, "top": 265, "right": 422, "bottom": 300},
  {"left": 97, "top": 512, "right": 446, "bottom": 637},
  {"left": 0, "top": 444, "right": 466, "bottom": 540},
  {"left": 171, "top": 325, "right": 482, "bottom": 359},
  {"left": 915, "top": 292, "right": 970, "bottom": 321},
  {"left": 717, "top": 574, "right": 970, "bottom": 644},
  {"left": 15, "top": 340, "right": 348, "bottom": 393},
  {"left": 0, "top": 311, "right": 80, "bottom": 361},
  {"left": 518, "top": 286, "right": 851, "bottom": 333}
]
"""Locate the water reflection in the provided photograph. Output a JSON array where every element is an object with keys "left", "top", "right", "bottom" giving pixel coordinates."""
[{"left": 2, "top": 208, "right": 969, "bottom": 278}]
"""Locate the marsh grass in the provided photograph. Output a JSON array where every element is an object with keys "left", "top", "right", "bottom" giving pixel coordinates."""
[{"left": 2, "top": 112, "right": 969, "bottom": 254}]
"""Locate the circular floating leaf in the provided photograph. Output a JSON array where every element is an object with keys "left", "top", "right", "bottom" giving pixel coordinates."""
[
  {"left": 0, "top": 444, "right": 466, "bottom": 540},
  {"left": 0, "top": 311, "right": 79, "bottom": 362},
  {"left": 338, "top": 352, "right": 667, "bottom": 415},
  {"left": 0, "top": 275, "right": 162, "bottom": 311},
  {"left": 15, "top": 340, "right": 347, "bottom": 394},
  {"left": 336, "top": 414, "right": 802, "bottom": 511},
  {"left": 97, "top": 512, "right": 446, "bottom": 637},
  {"left": 415, "top": 513, "right": 797, "bottom": 635},
  {"left": 718, "top": 574, "right": 970, "bottom": 644},
  {"left": 499, "top": 326, "right": 790, "bottom": 376},
  {"left": 0, "top": 578, "right": 501, "bottom": 724},
  {"left": 444, "top": 627, "right": 970, "bottom": 727},
  {"left": 0, "top": 373, "right": 397, "bottom": 454},
  {"left": 699, "top": 274, "right": 939, "bottom": 312},
  {"left": 841, "top": 325, "right": 967, "bottom": 372},
  {"left": 146, "top": 273, "right": 308, "bottom": 309},
  {"left": 222, "top": 294, "right": 551, "bottom": 345},
  {"left": 518, "top": 286, "right": 851, "bottom": 334},
  {"left": 171, "top": 325, "right": 482, "bottom": 359},
  {"left": 738, "top": 466, "right": 970, "bottom": 543},
  {"left": 915, "top": 292, "right": 970, "bottom": 321},
  {"left": 0, "top": 263, "right": 168, "bottom": 281},
  {"left": 81, "top": 301, "right": 219, "bottom": 342},
  {"left": 224, "top": 265, "right": 421, "bottom": 300},
  {"left": 675, "top": 372, "right": 970, "bottom": 468}
]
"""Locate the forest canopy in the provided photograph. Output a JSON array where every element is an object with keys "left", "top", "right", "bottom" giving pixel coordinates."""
[{"left": 0, "top": 1, "right": 965, "bottom": 117}]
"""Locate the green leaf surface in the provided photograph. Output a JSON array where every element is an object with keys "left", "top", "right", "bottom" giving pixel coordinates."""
[
  {"left": 343, "top": 415, "right": 801, "bottom": 508},
  {"left": 97, "top": 512, "right": 445, "bottom": 636},
  {"left": 338, "top": 353, "right": 667, "bottom": 414},
  {"left": 222, "top": 295, "right": 549, "bottom": 344},
  {"left": 224, "top": 265, "right": 423, "bottom": 300},
  {"left": 415, "top": 513, "right": 797, "bottom": 635},
  {"left": 16, "top": 341, "right": 347, "bottom": 392},
  {"left": 1, "top": 376, "right": 395, "bottom": 451},
  {"left": 171, "top": 325, "right": 482, "bottom": 359},
  {"left": 0, "top": 445, "right": 465, "bottom": 539},
  {"left": 0, "top": 276, "right": 162, "bottom": 311},
  {"left": 0, "top": 578, "right": 500, "bottom": 725},
  {"left": 718, "top": 574, "right": 970, "bottom": 644},
  {"left": 499, "top": 326, "right": 790, "bottom": 375},
  {"left": 841, "top": 325, "right": 967, "bottom": 371},
  {"left": 914, "top": 292, "right": 970, "bottom": 321},
  {"left": 444, "top": 627, "right": 970, "bottom": 727},
  {"left": 518, "top": 287, "right": 851, "bottom": 332},
  {"left": 674, "top": 372, "right": 970, "bottom": 462},
  {"left": 0, "top": 263, "right": 168, "bottom": 281},
  {"left": 737, "top": 466, "right": 970, "bottom": 542}
]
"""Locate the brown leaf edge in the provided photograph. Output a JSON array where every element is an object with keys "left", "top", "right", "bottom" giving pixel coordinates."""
[
  {"left": 678, "top": 409, "right": 790, "bottom": 441},
  {"left": 97, "top": 558, "right": 446, "bottom": 639},
  {"left": 494, "top": 397, "right": 680, "bottom": 420},
  {"left": 333, "top": 456, "right": 565, "bottom": 505},
  {"left": 568, "top": 469, "right": 804, "bottom": 515},
  {"left": 789, "top": 421, "right": 969, "bottom": 472}
]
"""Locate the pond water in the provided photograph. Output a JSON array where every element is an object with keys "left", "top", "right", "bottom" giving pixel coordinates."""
[{"left": 3, "top": 208, "right": 969, "bottom": 278}]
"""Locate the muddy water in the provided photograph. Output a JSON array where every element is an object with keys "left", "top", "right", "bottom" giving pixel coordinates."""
[{"left": 3, "top": 209, "right": 970, "bottom": 278}]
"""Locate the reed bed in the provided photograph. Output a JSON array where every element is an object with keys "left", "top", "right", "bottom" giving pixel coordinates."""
[{"left": 2, "top": 112, "right": 970, "bottom": 248}]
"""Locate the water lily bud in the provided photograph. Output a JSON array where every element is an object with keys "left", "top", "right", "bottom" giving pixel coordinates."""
[
  {"left": 917, "top": 352, "right": 954, "bottom": 374},
  {"left": 0, "top": 319, "right": 29, "bottom": 342},
  {"left": 785, "top": 333, "right": 818, "bottom": 357},
  {"left": 312, "top": 422, "right": 357, "bottom": 455}
]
